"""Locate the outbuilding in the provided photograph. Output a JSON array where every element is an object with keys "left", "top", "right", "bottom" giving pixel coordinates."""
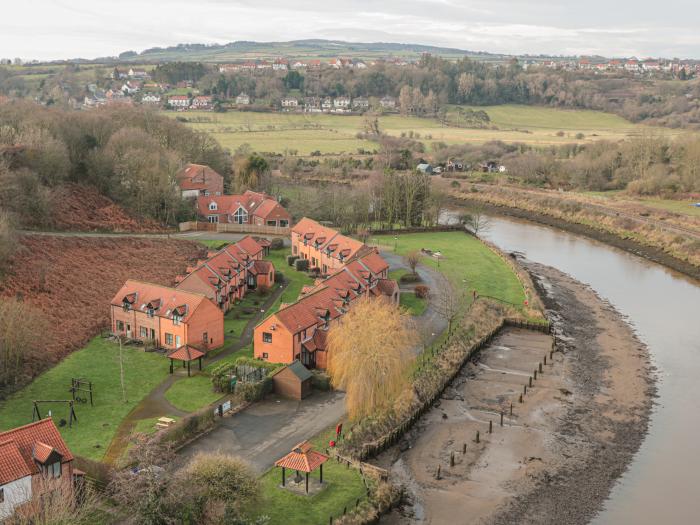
[{"left": 272, "top": 360, "right": 313, "bottom": 400}]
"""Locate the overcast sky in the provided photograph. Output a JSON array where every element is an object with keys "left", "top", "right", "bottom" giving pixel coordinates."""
[{"left": 3, "top": 0, "right": 699, "bottom": 61}]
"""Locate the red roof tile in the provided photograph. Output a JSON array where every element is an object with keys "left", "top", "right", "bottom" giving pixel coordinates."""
[
  {"left": 274, "top": 442, "right": 328, "bottom": 472},
  {"left": 167, "top": 345, "right": 205, "bottom": 361}
]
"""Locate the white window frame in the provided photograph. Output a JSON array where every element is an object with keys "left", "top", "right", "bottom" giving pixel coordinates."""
[
  {"left": 233, "top": 207, "right": 249, "bottom": 224},
  {"left": 209, "top": 202, "right": 218, "bottom": 211}
]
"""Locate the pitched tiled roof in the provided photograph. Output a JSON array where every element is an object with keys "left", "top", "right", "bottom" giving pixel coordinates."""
[
  {"left": 292, "top": 218, "right": 364, "bottom": 263},
  {"left": 274, "top": 441, "right": 328, "bottom": 472},
  {"left": 110, "top": 280, "right": 211, "bottom": 322},
  {"left": 253, "top": 199, "right": 290, "bottom": 221},
  {"left": 236, "top": 236, "right": 264, "bottom": 258},
  {"left": 167, "top": 345, "right": 205, "bottom": 361},
  {"left": 176, "top": 164, "right": 223, "bottom": 192},
  {"left": 0, "top": 419, "right": 73, "bottom": 484},
  {"left": 197, "top": 190, "right": 281, "bottom": 219}
]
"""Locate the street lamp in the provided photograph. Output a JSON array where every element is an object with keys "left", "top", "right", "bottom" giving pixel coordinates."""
[{"left": 394, "top": 235, "right": 398, "bottom": 252}]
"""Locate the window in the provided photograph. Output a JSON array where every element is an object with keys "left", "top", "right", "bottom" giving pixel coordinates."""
[
  {"left": 280, "top": 220, "right": 289, "bottom": 227},
  {"left": 262, "top": 352, "right": 269, "bottom": 359},
  {"left": 202, "top": 332, "right": 208, "bottom": 344},
  {"left": 147, "top": 308, "right": 154, "bottom": 318},
  {"left": 51, "top": 461, "right": 61, "bottom": 478},
  {"left": 207, "top": 215, "right": 219, "bottom": 223},
  {"left": 122, "top": 301, "right": 131, "bottom": 312},
  {"left": 140, "top": 327, "right": 148, "bottom": 338},
  {"left": 266, "top": 220, "right": 277, "bottom": 226},
  {"left": 175, "top": 335, "right": 181, "bottom": 347},
  {"left": 165, "top": 333, "right": 174, "bottom": 346},
  {"left": 262, "top": 332, "right": 272, "bottom": 343},
  {"left": 150, "top": 328, "right": 156, "bottom": 340},
  {"left": 323, "top": 264, "right": 327, "bottom": 274},
  {"left": 0, "top": 488, "right": 4, "bottom": 503},
  {"left": 233, "top": 207, "right": 248, "bottom": 224},
  {"left": 209, "top": 201, "right": 218, "bottom": 211},
  {"left": 293, "top": 245, "right": 298, "bottom": 255},
  {"left": 116, "top": 320, "right": 124, "bottom": 332}
]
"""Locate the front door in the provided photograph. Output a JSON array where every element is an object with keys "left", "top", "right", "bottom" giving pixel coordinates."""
[{"left": 301, "top": 348, "right": 316, "bottom": 369}]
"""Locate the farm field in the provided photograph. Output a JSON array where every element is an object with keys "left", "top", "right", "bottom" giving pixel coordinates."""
[
  {"left": 0, "top": 337, "right": 170, "bottom": 460},
  {"left": 583, "top": 191, "right": 700, "bottom": 217},
  {"left": 166, "top": 105, "right": 687, "bottom": 155}
]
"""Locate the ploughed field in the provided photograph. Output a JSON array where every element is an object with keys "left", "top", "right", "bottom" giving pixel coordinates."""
[{"left": 167, "top": 105, "right": 685, "bottom": 155}]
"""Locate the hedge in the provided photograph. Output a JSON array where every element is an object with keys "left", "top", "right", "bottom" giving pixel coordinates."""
[
  {"left": 287, "top": 255, "right": 299, "bottom": 266},
  {"left": 295, "top": 258, "right": 309, "bottom": 272}
]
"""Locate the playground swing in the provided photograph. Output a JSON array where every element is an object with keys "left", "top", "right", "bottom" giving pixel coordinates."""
[
  {"left": 69, "top": 378, "right": 94, "bottom": 406},
  {"left": 32, "top": 400, "right": 78, "bottom": 428}
]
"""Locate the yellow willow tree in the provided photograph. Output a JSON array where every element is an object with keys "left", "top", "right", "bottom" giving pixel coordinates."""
[{"left": 327, "top": 297, "right": 416, "bottom": 420}]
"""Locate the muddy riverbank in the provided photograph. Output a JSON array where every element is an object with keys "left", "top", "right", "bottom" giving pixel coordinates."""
[{"left": 379, "top": 262, "right": 655, "bottom": 524}]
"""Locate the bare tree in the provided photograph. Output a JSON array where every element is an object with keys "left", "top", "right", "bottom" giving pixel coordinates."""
[
  {"left": 432, "top": 274, "right": 465, "bottom": 332},
  {"left": 404, "top": 250, "right": 421, "bottom": 276},
  {"left": 8, "top": 477, "right": 102, "bottom": 525},
  {"left": 460, "top": 206, "right": 491, "bottom": 236}
]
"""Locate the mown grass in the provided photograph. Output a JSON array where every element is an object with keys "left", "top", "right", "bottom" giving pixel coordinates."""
[
  {"left": 164, "top": 375, "right": 223, "bottom": 413},
  {"left": 399, "top": 292, "right": 428, "bottom": 316},
  {"left": 0, "top": 337, "right": 169, "bottom": 460},
  {"left": 247, "top": 427, "right": 368, "bottom": 525},
  {"left": 265, "top": 248, "right": 315, "bottom": 314},
  {"left": 374, "top": 231, "right": 525, "bottom": 307}
]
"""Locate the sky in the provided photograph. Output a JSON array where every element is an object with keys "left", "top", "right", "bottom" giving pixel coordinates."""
[{"left": 2, "top": 0, "right": 699, "bottom": 61}]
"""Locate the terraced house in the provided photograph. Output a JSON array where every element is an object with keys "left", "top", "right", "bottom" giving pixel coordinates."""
[
  {"left": 254, "top": 247, "right": 398, "bottom": 369},
  {"left": 176, "top": 236, "right": 274, "bottom": 311},
  {"left": 291, "top": 217, "right": 368, "bottom": 275},
  {"left": 110, "top": 281, "right": 224, "bottom": 351}
]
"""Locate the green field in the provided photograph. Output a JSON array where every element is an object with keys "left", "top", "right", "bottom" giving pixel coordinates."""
[
  {"left": 0, "top": 337, "right": 169, "bottom": 460},
  {"left": 583, "top": 191, "right": 700, "bottom": 217},
  {"left": 375, "top": 232, "right": 526, "bottom": 307},
  {"left": 167, "top": 105, "right": 685, "bottom": 155}
]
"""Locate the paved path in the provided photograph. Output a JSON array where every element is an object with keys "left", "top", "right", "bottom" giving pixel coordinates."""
[{"left": 175, "top": 391, "right": 346, "bottom": 473}]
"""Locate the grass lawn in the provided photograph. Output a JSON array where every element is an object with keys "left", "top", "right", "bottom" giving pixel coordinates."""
[
  {"left": 266, "top": 248, "right": 315, "bottom": 314},
  {"left": 399, "top": 292, "right": 428, "bottom": 316},
  {"left": 374, "top": 231, "right": 525, "bottom": 307},
  {"left": 198, "top": 239, "right": 231, "bottom": 250},
  {"left": 132, "top": 415, "right": 181, "bottom": 436},
  {"left": 247, "top": 427, "right": 368, "bottom": 525},
  {"left": 0, "top": 337, "right": 170, "bottom": 460},
  {"left": 164, "top": 375, "right": 223, "bottom": 413}
]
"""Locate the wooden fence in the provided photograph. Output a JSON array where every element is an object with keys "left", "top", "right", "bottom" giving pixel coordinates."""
[
  {"left": 358, "top": 317, "right": 551, "bottom": 460},
  {"left": 178, "top": 221, "right": 290, "bottom": 236}
]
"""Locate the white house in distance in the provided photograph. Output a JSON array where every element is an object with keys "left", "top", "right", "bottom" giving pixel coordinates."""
[
  {"left": 141, "top": 93, "right": 161, "bottom": 105},
  {"left": 334, "top": 96, "right": 351, "bottom": 109},
  {"left": 380, "top": 96, "right": 396, "bottom": 109},
  {"left": 168, "top": 95, "right": 190, "bottom": 109},
  {"left": 281, "top": 96, "right": 298, "bottom": 108}
]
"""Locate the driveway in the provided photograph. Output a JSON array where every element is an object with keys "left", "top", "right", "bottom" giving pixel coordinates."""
[
  {"left": 175, "top": 391, "right": 346, "bottom": 472},
  {"left": 380, "top": 250, "right": 448, "bottom": 350}
]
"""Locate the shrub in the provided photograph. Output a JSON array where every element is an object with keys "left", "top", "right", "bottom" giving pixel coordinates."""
[
  {"left": 311, "top": 371, "right": 331, "bottom": 391},
  {"left": 575, "top": 132, "right": 585, "bottom": 140},
  {"left": 161, "top": 407, "right": 215, "bottom": 445},
  {"left": 274, "top": 270, "right": 284, "bottom": 283},
  {"left": 287, "top": 255, "right": 299, "bottom": 266},
  {"left": 270, "top": 238, "right": 284, "bottom": 250},
  {"left": 556, "top": 130, "right": 565, "bottom": 137},
  {"left": 399, "top": 272, "right": 421, "bottom": 284},
  {"left": 450, "top": 180, "right": 461, "bottom": 188},
  {"left": 294, "top": 258, "right": 309, "bottom": 272},
  {"left": 235, "top": 377, "right": 273, "bottom": 401},
  {"left": 414, "top": 285, "right": 430, "bottom": 299}
]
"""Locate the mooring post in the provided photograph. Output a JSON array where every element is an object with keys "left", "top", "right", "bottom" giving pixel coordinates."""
[
  {"left": 436, "top": 465, "right": 441, "bottom": 479},
  {"left": 550, "top": 350, "right": 554, "bottom": 360},
  {"left": 539, "top": 362, "right": 543, "bottom": 374},
  {"left": 524, "top": 384, "right": 527, "bottom": 395},
  {"left": 462, "top": 443, "right": 467, "bottom": 454},
  {"left": 500, "top": 411, "right": 504, "bottom": 426},
  {"left": 534, "top": 369, "right": 537, "bottom": 380},
  {"left": 476, "top": 430, "right": 480, "bottom": 443},
  {"left": 519, "top": 393, "right": 523, "bottom": 403},
  {"left": 510, "top": 402, "right": 513, "bottom": 415},
  {"left": 450, "top": 451, "right": 455, "bottom": 467},
  {"left": 489, "top": 420, "right": 493, "bottom": 434},
  {"left": 544, "top": 355, "right": 547, "bottom": 365},
  {"left": 529, "top": 376, "right": 533, "bottom": 388}
]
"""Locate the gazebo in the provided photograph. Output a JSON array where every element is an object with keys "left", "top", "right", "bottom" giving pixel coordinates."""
[
  {"left": 274, "top": 441, "right": 329, "bottom": 494},
  {"left": 167, "top": 345, "right": 205, "bottom": 376}
]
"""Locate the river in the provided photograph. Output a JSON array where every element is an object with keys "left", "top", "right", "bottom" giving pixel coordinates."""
[{"left": 475, "top": 215, "right": 700, "bottom": 524}]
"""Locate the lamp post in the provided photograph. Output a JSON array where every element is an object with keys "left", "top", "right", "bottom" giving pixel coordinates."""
[{"left": 394, "top": 235, "right": 398, "bottom": 252}]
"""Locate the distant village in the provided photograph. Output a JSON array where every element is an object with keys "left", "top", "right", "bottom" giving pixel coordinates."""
[{"left": 79, "top": 54, "right": 700, "bottom": 112}]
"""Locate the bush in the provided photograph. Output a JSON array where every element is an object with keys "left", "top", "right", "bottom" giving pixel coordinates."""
[
  {"left": 414, "top": 285, "right": 430, "bottom": 299},
  {"left": 274, "top": 270, "right": 284, "bottom": 283},
  {"left": 287, "top": 255, "right": 299, "bottom": 266},
  {"left": 399, "top": 272, "right": 421, "bottom": 284},
  {"left": 294, "top": 258, "right": 309, "bottom": 272},
  {"left": 450, "top": 180, "right": 461, "bottom": 188},
  {"left": 235, "top": 377, "right": 273, "bottom": 401},
  {"left": 270, "top": 238, "right": 284, "bottom": 250},
  {"left": 311, "top": 371, "right": 331, "bottom": 391},
  {"left": 161, "top": 407, "right": 215, "bottom": 445}
]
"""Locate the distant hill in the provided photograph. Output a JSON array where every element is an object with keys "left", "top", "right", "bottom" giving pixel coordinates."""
[{"left": 92, "top": 39, "right": 513, "bottom": 64}]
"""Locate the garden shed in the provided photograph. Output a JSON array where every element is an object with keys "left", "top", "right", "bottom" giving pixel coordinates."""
[{"left": 272, "top": 360, "right": 312, "bottom": 400}]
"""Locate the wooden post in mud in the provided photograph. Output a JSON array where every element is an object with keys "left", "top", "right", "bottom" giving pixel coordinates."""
[
  {"left": 436, "top": 465, "right": 441, "bottom": 479},
  {"left": 524, "top": 385, "right": 527, "bottom": 395},
  {"left": 534, "top": 369, "right": 538, "bottom": 380},
  {"left": 476, "top": 430, "right": 480, "bottom": 443},
  {"left": 500, "top": 411, "right": 504, "bottom": 426},
  {"left": 550, "top": 350, "right": 554, "bottom": 360},
  {"left": 462, "top": 443, "right": 467, "bottom": 454},
  {"left": 544, "top": 355, "right": 547, "bottom": 365},
  {"left": 450, "top": 451, "right": 455, "bottom": 467},
  {"left": 510, "top": 403, "right": 513, "bottom": 415},
  {"left": 539, "top": 362, "right": 543, "bottom": 374},
  {"left": 529, "top": 376, "right": 533, "bottom": 388},
  {"left": 519, "top": 394, "right": 523, "bottom": 403}
]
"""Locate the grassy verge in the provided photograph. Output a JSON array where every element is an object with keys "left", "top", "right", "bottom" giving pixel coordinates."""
[
  {"left": 0, "top": 337, "right": 169, "bottom": 460},
  {"left": 247, "top": 427, "right": 369, "bottom": 525},
  {"left": 399, "top": 292, "right": 428, "bottom": 316},
  {"left": 164, "top": 375, "right": 223, "bottom": 413}
]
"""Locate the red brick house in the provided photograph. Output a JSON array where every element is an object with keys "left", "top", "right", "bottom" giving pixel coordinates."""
[
  {"left": 198, "top": 191, "right": 290, "bottom": 227},
  {"left": 176, "top": 163, "right": 224, "bottom": 198},
  {"left": 0, "top": 419, "right": 76, "bottom": 520},
  {"left": 254, "top": 249, "right": 398, "bottom": 369},
  {"left": 291, "top": 217, "right": 368, "bottom": 274},
  {"left": 110, "top": 280, "right": 224, "bottom": 351},
  {"left": 176, "top": 236, "right": 274, "bottom": 310}
]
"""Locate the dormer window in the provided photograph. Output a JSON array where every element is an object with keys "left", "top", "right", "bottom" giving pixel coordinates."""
[
  {"left": 209, "top": 201, "right": 218, "bottom": 211},
  {"left": 122, "top": 301, "right": 131, "bottom": 312},
  {"left": 147, "top": 308, "right": 154, "bottom": 318}
]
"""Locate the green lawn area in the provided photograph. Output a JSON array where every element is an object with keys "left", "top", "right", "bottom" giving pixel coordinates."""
[
  {"left": 0, "top": 337, "right": 170, "bottom": 460},
  {"left": 132, "top": 415, "right": 181, "bottom": 436},
  {"left": 399, "top": 292, "right": 428, "bottom": 316},
  {"left": 164, "top": 375, "right": 223, "bottom": 413},
  {"left": 266, "top": 248, "right": 315, "bottom": 314},
  {"left": 247, "top": 427, "right": 368, "bottom": 525},
  {"left": 374, "top": 231, "right": 525, "bottom": 307},
  {"left": 638, "top": 197, "right": 700, "bottom": 217},
  {"left": 198, "top": 239, "right": 231, "bottom": 250}
]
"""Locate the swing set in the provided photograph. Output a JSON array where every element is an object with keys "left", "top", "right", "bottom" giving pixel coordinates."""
[
  {"left": 69, "top": 378, "right": 94, "bottom": 406},
  {"left": 32, "top": 400, "right": 78, "bottom": 428},
  {"left": 29, "top": 378, "right": 94, "bottom": 428}
]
